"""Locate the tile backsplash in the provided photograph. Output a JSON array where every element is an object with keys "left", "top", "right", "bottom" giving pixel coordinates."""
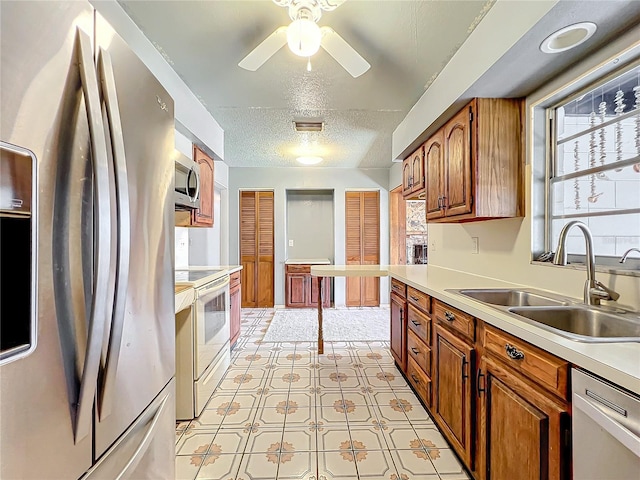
[{"left": 175, "top": 227, "right": 189, "bottom": 268}]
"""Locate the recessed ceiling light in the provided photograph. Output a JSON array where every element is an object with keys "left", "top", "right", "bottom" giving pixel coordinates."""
[
  {"left": 296, "top": 156, "right": 323, "bottom": 165},
  {"left": 540, "top": 22, "right": 597, "bottom": 54}
]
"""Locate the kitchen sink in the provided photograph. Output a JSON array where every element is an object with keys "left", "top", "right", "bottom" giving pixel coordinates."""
[
  {"left": 457, "top": 289, "right": 569, "bottom": 307},
  {"left": 508, "top": 306, "right": 640, "bottom": 343}
]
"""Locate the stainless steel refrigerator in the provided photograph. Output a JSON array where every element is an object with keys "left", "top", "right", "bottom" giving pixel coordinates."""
[{"left": 1, "top": 2, "right": 176, "bottom": 478}]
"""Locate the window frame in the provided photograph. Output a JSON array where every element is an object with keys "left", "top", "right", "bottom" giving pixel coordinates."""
[{"left": 537, "top": 57, "right": 640, "bottom": 276}]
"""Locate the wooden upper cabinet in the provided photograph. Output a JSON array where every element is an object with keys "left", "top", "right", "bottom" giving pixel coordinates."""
[
  {"left": 424, "top": 129, "right": 445, "bottom": 220},
  {"left": 444, "top": 107, "right": 473, "bottom": 217},
  {"left": 425, "top": 98, "right": 523, "bottom": 223},
  {"left": 175, "top": 146, "right": 214, "bottom": 227},
  {"left": 402, "top": 146, "right": 425, "bottom": 199}
]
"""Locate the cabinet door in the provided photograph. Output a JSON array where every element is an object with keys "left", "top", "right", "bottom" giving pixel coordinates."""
[
  {"left": 402, "top": 158, "right": 413, "bottom": 196},
  {"left": 310, "top": 276, "right": 330, "bottom": 308},
  {"left": 390, "top": 293, "right": 407, "bottom": 372},
  {"left": 411, "top": 147, "right": 425, "bottom": 193},
  {"left": 240, "top": 191, "right": 257, "bottom": 307},
  {"left": 287, "top": 273, "right": 308, "bottom": 307},
  {"left": 477, "top": 357, "right": 570, "bottom": 480},
  {"left": 425, "top": 130, "right": 445, "bottom": 220},
  {"left": 444, "top": 106, "right": 473, "bottom": 217},
  {"left": 257, "top": 191, "right": 274, "bottom": 307},
  {"left": 433, "top": 325, "right": 475, "bottom": 468},
  {"left": 192, "top": 146, "right": 214, "bottom": 226},
  {"left": 230, "top": 285, "right": 241, "bottom": 346}
]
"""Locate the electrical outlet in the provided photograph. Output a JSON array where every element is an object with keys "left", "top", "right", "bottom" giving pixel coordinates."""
[
  {"left": 289, "top": 239, "right": 294, "bottom": 247},
  {"left": 430, "top": 239, "right": 436, "bottom": 252},
  {"left": 472, "top": 237, "right": 479, "bottom": 254}
]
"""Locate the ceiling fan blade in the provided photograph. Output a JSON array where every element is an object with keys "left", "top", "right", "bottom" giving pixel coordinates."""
[
  {"left": 320, "top": 26, "right": 370, "bottom": 78},
  {"left": 238, "top": 26, "right": 288, "bottom": 71}
]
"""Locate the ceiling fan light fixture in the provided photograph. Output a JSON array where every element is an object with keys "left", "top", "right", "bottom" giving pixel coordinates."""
[
  {"left": 296, "top": 156, "right": 323, "bottom": 165},
  {"left": 287, "top": 18, "right": 322, "bottom": 57}
]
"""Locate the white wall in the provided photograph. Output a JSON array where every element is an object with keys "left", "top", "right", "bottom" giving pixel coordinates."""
[
  {"left": 229, "top": 168, "right": 390, "bottom": 306},
  {"left": 428, "top": 28, "right": 640, "bottom": 311}
]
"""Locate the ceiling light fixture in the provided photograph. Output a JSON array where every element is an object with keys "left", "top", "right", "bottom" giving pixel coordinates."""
[
  {"left": 540, "top": 22, "right": 597, "bottom": 54},
  {"left": 286, "top": 8, "right": 322, "bottom": 57},
  {"left": 296, "top": 156, "right": 323, "bottom": 165}
]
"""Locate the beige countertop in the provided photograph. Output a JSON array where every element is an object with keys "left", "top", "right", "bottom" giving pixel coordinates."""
[
  {"left": 175, "top": 265, "right": 243, "bottom": 289},
  {"left": 310, "top": 265, "right": 389, "bottom": 277},
  {"left": 285, "top": 259, "right": 332, "bottom": 265},
  {"left": 385, "top": 264, "right": 640, "bottom": 396}
]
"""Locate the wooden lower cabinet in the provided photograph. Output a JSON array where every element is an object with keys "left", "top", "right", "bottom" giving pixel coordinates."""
[
  {"left": 476, "top": 357, "right": 571, "bottom": 480},
  {"left": 285, "top": 264, "right": 330, "bottom": 308},
  {"left": 230, "top": 284, "right": 241, "bottom": 347},
  {"left": 390, "top": 292, "right": 406, "bottom": 371},
  {"left": 433, "top": 323, "right": 475, "bottom": 469}
]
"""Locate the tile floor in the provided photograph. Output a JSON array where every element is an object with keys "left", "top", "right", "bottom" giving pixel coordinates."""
[{"left": 176, "top": 308, "right": 470, "bottom": 480}]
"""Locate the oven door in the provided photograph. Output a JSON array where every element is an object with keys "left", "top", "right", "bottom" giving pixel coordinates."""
[{"left": 193, "top": 275, "right": 230, "bottom": 380}]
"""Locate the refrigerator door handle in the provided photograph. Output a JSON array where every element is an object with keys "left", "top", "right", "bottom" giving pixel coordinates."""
[
  {"left": 96, "top": 48, "right": 131, "bottom": 420},
  {"left": 74, "top": 28, "right": 111, "bottom": 443}
]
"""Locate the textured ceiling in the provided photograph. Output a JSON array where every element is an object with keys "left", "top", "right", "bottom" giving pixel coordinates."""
[{"left": 118, "top": 0, "right": 495, "bottom": 168}]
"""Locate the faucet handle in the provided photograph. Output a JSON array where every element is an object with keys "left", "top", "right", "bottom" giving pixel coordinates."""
[{"left": 591, "top": 281, "right": 620, "bottom": 301}]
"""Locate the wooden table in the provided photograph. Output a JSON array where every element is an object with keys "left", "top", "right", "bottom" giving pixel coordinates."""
[{"left": 310, "top": 265, "right": 389, "bottom": 354}]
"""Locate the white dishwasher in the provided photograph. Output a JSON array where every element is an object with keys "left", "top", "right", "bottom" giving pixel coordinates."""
[{"left": 572, "top": 369, "right": 640, "bottom": 479}]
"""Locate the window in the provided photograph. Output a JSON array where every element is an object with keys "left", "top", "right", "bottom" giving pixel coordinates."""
[{"left": 546, "top": 62, "right": 640, "bottom": 266}]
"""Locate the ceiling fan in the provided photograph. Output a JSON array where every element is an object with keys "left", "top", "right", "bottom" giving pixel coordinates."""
[{"left": 238, "top": 0, "right": 370, "bottom": 78}]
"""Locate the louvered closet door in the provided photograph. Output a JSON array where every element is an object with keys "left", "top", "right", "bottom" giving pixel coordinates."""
[
  {"left": 240, "top": 192, "right": 257, "bottom": 307},
  {"left": 345, "top": 191, "right": 380, "bottom": 307},
  {"left": 257, "top": 191, "right": 274, "bottom": 307},
  {"left": 240, "top": 191, "right": 274, "bottom": 307}
]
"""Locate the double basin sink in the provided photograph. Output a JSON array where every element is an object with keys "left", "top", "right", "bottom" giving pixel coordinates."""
[{"left": 449, "top": 288, "right": 640, "bottom": 343}]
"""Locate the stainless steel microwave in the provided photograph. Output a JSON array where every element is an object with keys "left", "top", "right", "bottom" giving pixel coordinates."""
[{"left": 174, "top": 151, "right": 200, "bottom": 210}]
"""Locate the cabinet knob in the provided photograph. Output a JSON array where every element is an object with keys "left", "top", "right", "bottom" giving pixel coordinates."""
[
  {"left": 444, "top": 311, "right": 455, "bottom": 322},
  {"left": 411, "top": 320, "right": 421, "bottom": 327},
  {"left": 411, "top": 347, "right": 420, "bottom": 355},
  {"left": 411, "top": 374, "right": 420, "bottom": 384}
]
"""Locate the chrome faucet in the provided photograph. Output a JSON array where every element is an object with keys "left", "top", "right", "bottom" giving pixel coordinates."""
[
  {"left": 552, "top": 221, "right": 620, "bottom": 306},
  {"left": 619, "top": 248, "right": 640, "bottom": 263}
]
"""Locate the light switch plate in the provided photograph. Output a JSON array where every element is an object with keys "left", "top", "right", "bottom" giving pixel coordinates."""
[
  {"left": 289, "top": 240, "right": 294, "bottom": 247},
  {"left": 472, "top": 237, "right": 479, "bottom": 254}
]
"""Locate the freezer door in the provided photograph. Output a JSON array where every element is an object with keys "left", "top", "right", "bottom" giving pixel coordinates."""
[
  {"left": 93, "top": 13, "right": 176, "bottom": 460},
  {"left": 0, "top": 2, "right": 97, "bottom": 479},
  {"left": 82, "top": 379, "right": 176, "bottom": 480}
]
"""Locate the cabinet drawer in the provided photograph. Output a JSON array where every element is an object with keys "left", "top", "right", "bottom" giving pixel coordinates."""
[
  {"left": 407, "top": 286, "right": 430, "bottom": 312},
  {"left": 407, "top": 304, "right": 430, "bottom": 343},
  {"left": 286, "top": 264, "right": 311, "bottom": 274},
  {"left": 391, "top": 278, "right": 407, "bottom": 298},
  {"left": 433, "top": 300, "right": 475, "bottom": 341},
  {"left": 483, "top": 324, "right": 569, "bottom": 400},
  {"left": 407, "top": 329, "right": 430, "bottom": 376},
  {"left": 407, "top": 356, "right": 431, "bottom": 406},
  {"left": 230, "top": 271, "right": 241, "bottom": 288}
]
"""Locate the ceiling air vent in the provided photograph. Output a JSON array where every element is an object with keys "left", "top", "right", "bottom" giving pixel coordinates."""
[{"left": 293, "top": 121, "right": 324, "bottom": 132}]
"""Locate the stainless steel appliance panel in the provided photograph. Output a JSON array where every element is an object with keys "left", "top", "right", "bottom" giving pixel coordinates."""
[
  {"left": 93, "top": 13, "right": 176, "bottom": 460},
  {"left": 82, "top": 379, "right": 176, "bottom": 480},
  {"left": 572, "top": 369, "right": 640, "bottom": 479},
  {"left": 0, "top": 2, "right": 96, "bottom": 478},
  {"left": 174, "top": 150, "right": 201, "bottom": 210}
]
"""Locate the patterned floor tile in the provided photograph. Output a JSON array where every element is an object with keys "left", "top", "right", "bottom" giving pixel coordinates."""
[
  {"left": 177, "top": 307, "right": 468, "bottom": 480},
  {"left": 317, "top": 450, "right": 359, "bottom": 479}
]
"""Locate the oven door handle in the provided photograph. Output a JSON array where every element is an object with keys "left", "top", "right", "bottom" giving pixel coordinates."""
[
  {"left": 197, "top": 275, "right": 230, "bottom": 298},
  {"left": 573, "top": 392, "right": 640, "bottom": 458}
]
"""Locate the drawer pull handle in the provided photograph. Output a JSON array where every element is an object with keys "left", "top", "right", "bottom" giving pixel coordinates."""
[
  {"left": 505, "top": 344, "right": 525, "bottom": 360},
  {"left": 476, "top": 368, "right": 485, "bottom": 397},
  {"left": 411, "top": 374, "right": 420, "bottom": 384},
  {"left": 410, "top": 295, "right": 420, "bottom": 302},
  {"left": 411, "top": 347, "right": 420, "bottom": 355},
  {"left": 444, "top": 311, "right": 455, "bottom": 322},
  {"left": 411, "top": 320, "right": 421, "bottom": 327}
]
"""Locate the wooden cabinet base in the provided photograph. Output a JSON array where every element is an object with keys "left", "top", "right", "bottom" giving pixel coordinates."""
[{"left": 285, "top": 264, "right": 330, "bottom": 308}]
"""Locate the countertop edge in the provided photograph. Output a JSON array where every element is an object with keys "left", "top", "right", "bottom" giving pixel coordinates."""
[
  {"left": 285, "top": 259, "right": 332, "bottom": 265},
  {"left": 387, "top": 265, "right": 640, "bottom": 396}
]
